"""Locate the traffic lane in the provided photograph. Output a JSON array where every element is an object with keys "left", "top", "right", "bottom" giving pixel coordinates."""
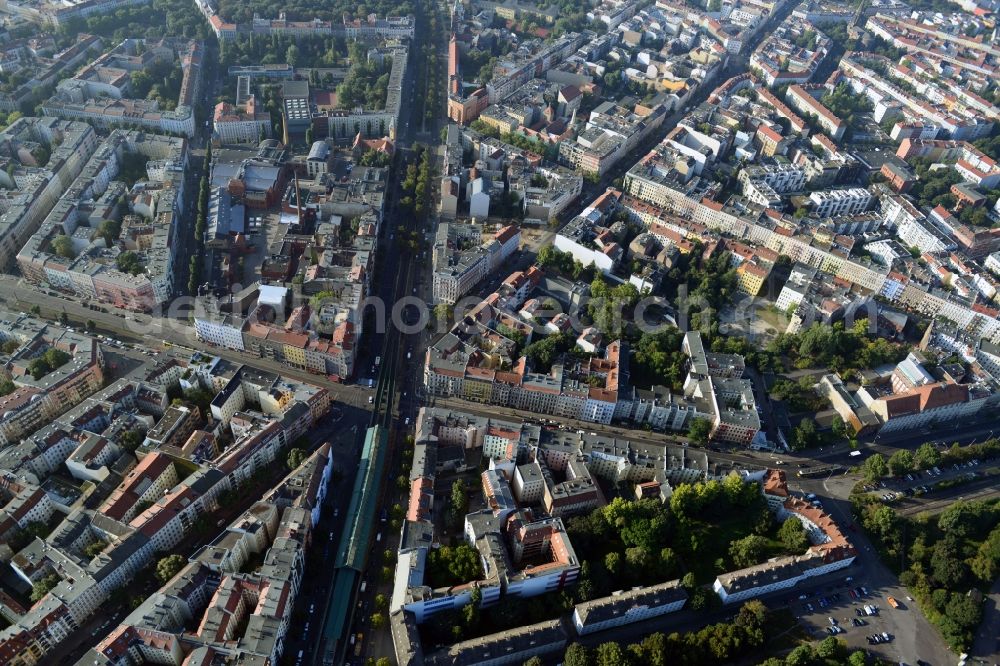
[{"left": 287, "top": 426, "right": 365, "bottom": 659}]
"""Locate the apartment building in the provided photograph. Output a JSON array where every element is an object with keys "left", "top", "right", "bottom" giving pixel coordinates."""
[
  {"left": 714, "top": 472, "right": 856, "bottom": 604},
  {"left": 432, "top": 224, "right": 521, "bottom": 304},
  {"left": 785, "top": 84, "right": 845, "bottom": 141},
  {"left": 16, "top": 131, "right": 188, "bottom": 311},
  {"left": 572, "top": 579, "right": 687, "bottom": 635},
  {"left": 0, "top": 118, "right": 98, "bottom": 270},
  {"left": 213, "top": 95, "right": 271, "bottom": 144},
  {"left": 809, "top": 187, "right": 873, "bottom": 217}
]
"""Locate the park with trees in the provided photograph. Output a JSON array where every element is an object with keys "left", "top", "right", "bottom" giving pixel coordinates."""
[
  {"left": 335, "top": 43, "right": 393, "bottom": 110},
  {"left": 568, "top": 478, "right": 811, "bottom": 597},
  {"left": 854, "top": 492, "right": 999, "bottom": 651}
]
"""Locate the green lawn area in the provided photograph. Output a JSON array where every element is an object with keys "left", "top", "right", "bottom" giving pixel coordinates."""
[{"left": 759, "top": 306, "right": 790, "bottom": 333}]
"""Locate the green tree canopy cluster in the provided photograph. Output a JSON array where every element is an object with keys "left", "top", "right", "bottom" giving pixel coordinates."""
[
  {"left": 116, "top": 251, "right": 144, "bottom": 276},
  {"left": 686, "top": 417, "right": 712, "bottom": 446},
  {"left": 28, "top": 348, "right": 71, "bottom": 380},
  {"left": 359, "top": 149, "right": 391, "bottom": 168},
  {"left": 155, "top": 554, "right": 186, "bottom": 584},
  {"left": 568, "top": 477, "right": 790, "bottom": 593},
  {"left": 188, "top": 144, "right": 211, "bottom": 295},
  {"left": 83, "top": 540, "right": 108, "bottom": 558},
  {"left": 468, "top": 119, "right": 560, "bottom": 161},
  {"left": 215, "top": 0, "right": 413, "bottom": 23},
  {"left": 50, "top": 235, "right": 75, "bottom": 259},
  {"left": 399, "top": 144, "right": 431, "bottom": 220},
  {"left": 819, "top": 82, "right": 873, "bottom": 128},
  {"left": 30, "top": 574, "right": 61, "bottom": 602},
  {"left": 129, "top": 59, "right": 183, "bottom": 111},
  {"left": 770, "top": 376, "right": 827, "bottom": 414},
  {"left": 862, "top": 439, "right": 999, "bottom": 482},
  {"left": 222, "top": 34, "right": 343, "bottom": 69},
  {"left": 766, "top": 320, "right": 908, "bottom": 373},
  {"left": 425, "top": 544, "right": 483, "bottom": 588},
  {"left": 906, "top": 160, "right": 964, "bottom": 211},
  {"left": 567, "top": 498, "right": 677, "bottom": 598},
  {"left": 562, "top": 600, "right": 777, "bottom": 666},
  {"left": 622, "top": 317, "right": 688, "bottom": 392},
  {"left": 337, "top": 43, "right": 392, "bottom": 110},
  {"left": 537, "top": 246, "right": 594, "bottom": 282},
  {"left": 855, "top": 492, "right": 1000, "bottom": 650},
  {"left": 118, "top": 428, "right": 147, "bottom": 452},
  {"left": 523, "top": 331, "right": 578, "bottom": 372},
  {"left": 286, "top": 447, "right": 308, "bottom": 470},
  {"left": 56, "top": 0, "right": 213, "bottom": 45},
  {"left": 181, "top": 386, "right": 215, "bottom": 414},
  {"left": 777, "top": 515, "right": 810, "bottom": 552}
]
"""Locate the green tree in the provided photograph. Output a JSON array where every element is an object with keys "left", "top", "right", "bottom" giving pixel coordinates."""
[
  {"left": 848, "top": 651, "right": 868, "bottom": 666},
  {"left": 425, "top": 544, "right": 483, "bottom": 586},
  {"left": 931, "top": 537, "right": 968, "bottom": 587},
  {"left": 888, "top": 449, "right": 915, "bottom": 476},
  {"left": 595, "top": 642, "right": 626, "bottom": 666},
  {"left": 816, "top": 635, "right": 846, "bottom": 659},
  {"left": 564, "top": 643, "right": 593, "bottom": 666},
  {"left": 831, "top": 415, "right": 849, "bottom": 440},
  {"left": 687, "top": 417, "right": 712, "bottom": 446},
  {"left": 778, "top": 516, "right": 809, "bottom": 552},
  {"left": 286, "top": 447, "right": 308, "bottom": 470},
  {"left": 970, "top": 525, "right": 1000, "bottom": 583},
  {"left": 51, "top": 234, "right": 75, "bottom": 259},
  {"left": 785, "top": 644, "right": 816, "bottom": 666},
  {"left": 30, "top": 574, "right": 60, "bottom": 602},
  {"left": 83, "top": 540, "right": 108, "bottom": 558},
  {"left": 605, "top": 551, "right": 622, "bottom": 576},
  {"left": 729, "top": 535, "right": 768, "bottom": 568},
  {"left": 370, "top": 612, "right": 386, "bottom": 629},
  {"left": 915, "top": 442, "right": 941, "bottom": 469},
  {"left": 118, "top": 428, "right": 146, "bottom": 452},
  {"left": 0, "top": 377, "right": 15, "bottom": 396},
  {"left": 863, "top": 453, "right": 888, "bottom": 481},
  {"left": 450, "top": 479, "right": 467, "bottom": 519},
  {"left": 116, "top": 251, "right": 144, "bottom": 275},
  {"left": 155, "top": 554, "right": 186, "bottom": 583},
  {"left": 792, "top": 417, "right": 819, "bottom": 450}
]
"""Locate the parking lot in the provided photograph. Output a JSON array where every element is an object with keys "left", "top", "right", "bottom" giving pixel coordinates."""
[
  {"left": 789, "top": 574, "right": 950, "bottom": 664},
  {"left": 858, "top": 458, "right": 992, "bottom": 507}
]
